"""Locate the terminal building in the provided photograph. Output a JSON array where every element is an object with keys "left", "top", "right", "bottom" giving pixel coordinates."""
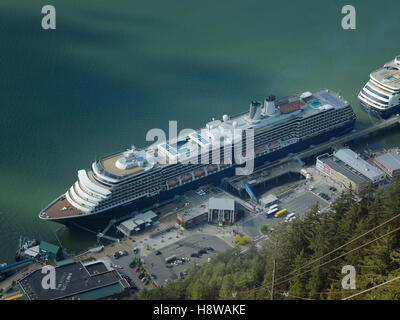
[
  {"left": 373, "top": 148, "right": 400, "bottom": 179},
  {"left": 259, "top": 194, "right": 279, "bottom": 208},
  {"left": 316, "top": 148, "right": 385, "bottom": 193},
  {"left": 17, "top": 260, "right": 129, "bottom": 300},
  {"left": 208, "top": 197, "right": 238, "bottom": 225},
  {"left": 176, "top": 206, "right": 208, "bottom": 228},
  {"left": 116, "top": 210, "right": 158, "bottom": 237}
]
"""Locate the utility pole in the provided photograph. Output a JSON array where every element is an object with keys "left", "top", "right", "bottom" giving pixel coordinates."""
[
  {"left": 271, "top": 258, "right": 276, "bottom": 300},
  {"left": 271, "top": 239, "right": 278, "bottom": 300}
]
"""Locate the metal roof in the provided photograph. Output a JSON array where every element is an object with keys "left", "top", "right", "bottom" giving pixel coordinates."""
[
  {"left": 375, "top": 149, "right": 400, "bottom": 171},
  {"left": 260, "top": 194, "right": 278, "bottom": 205},
  {"left": 18, "top": 261, "right": 128, "bottom": 300},
  {"left": 208, "top": 197, "right": 235, "bottom": 211},
  {"left": 334, "top": 148, "right": 384, "bottom": 181},
  {"left": 119, "top": 210, "right": 157, "bottom": 231},
  {"left": 323, "top": 156, "right": 369, "bottom": 185},
  {"left": 39, "top": 241, "right": 61, "bottom": 254}
]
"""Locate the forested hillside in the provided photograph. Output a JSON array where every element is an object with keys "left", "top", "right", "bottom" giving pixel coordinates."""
[{"left": 137, "top": 183, "right": 400, "bottom": 300}]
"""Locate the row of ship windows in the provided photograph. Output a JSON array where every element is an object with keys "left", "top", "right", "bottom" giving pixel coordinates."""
[{"left": 96, "top": 188, "right": 159, "bottom": 210}]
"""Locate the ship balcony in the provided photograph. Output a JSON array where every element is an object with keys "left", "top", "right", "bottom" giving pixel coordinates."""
[
  {"left": 69, "top": 185, "right": 97, "bottom": 208},
  {"left": 74, "top": 181, "right": 101, "bottom": 203},
  {"left": 78, "top": 169, "right": 111, "bottom": 199},
  {"left": 65, "top": 190, "right": 91, "bottom": 213}
]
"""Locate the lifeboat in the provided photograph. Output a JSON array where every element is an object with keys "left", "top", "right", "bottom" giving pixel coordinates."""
[
  {"left": 181, "top": 173, "right": 192, "bottom": 182},
  {"left": 207, "top": 164, "right": 217, "bottom": 173},
  {"left": 194, "top": 168, "right": 205, "bottom": 177},
  {"left": 167, "top": 178, "right": 179, "bottom": 187},
  {"left": 255, "top": 145, "right": 266, "bottom": 153},
  {"left": 268, "top": 140, "right": 280, "bottom": 149}
]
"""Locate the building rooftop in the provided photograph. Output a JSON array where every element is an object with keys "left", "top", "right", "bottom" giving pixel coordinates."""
[
  {"left": 177, "top": 205, "right": 208, "bottom": 221},
  {"left": 320, "top": 154, "right": 369, "bottom": 185},
  {"left": 39, "top": 241, "right": 61, "bottom": 255},
  {"left": 334, "top": 148, "right": 384, "bottom": 181},
  {"left": 375, "top": 149, "right": 400, "bottom": 171},
  {"left": 18, "top": 261, "right": 128, "bottom": 300},
  {"left": 118, "top": 210, "right": 158, "bottom": 231},
  {"left": 260, "top": 194, "right": 278, "bottom": 205},
  {"left": 208, "top": 197, "right": 235, "bottom": 211}
]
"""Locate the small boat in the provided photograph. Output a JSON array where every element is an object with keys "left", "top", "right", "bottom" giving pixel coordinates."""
[{"left": 15, "top": 237, "right": 40, "bottom": 261}]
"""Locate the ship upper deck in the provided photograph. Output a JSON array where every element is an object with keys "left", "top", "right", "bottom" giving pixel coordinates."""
[
  {"left": 371, "top": 57, "right": 400, "bottom": 91},
  {"left": 100, "top": 153, "right": 145, "bottom": 177},
  {"left": 93, "top": 89, "right": 350, "bottom": 183}
]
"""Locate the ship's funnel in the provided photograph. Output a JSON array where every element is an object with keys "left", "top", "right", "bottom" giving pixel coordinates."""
[
  {"left": 264, "top": 95, "right": 276, "bottom": 116},
  {"left": 249, "top": 101, "right": 262, "bottom": 120},
  {"left": 395, "top": 55, "right": 400, "bottom": 66}
]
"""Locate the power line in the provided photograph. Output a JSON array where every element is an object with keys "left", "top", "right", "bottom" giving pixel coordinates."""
[
  {"left": 239, "top": 225, "right": 400, "bottom": 296},
  {"left": 342, "top": 275, "right": 400, "bottom": 300},
  {"left": 274, "top": 213, "right": 400, "bottom": 284}
]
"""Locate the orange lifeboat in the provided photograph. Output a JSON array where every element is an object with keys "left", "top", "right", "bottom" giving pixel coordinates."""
[
  {"left": 181, "top": 173, "right": 192, "bottom": 182},
  {"left": 194, "top": 168, "right": 205, "bottom": 177},
  {"left": 207, "top": 164, "right": 217, "bottom": 173},
  {"left": 255, "top": 145, "right": 266, "bottom": 153},
  {"left": 167, "top": 178, "right": 179, "bottom": 187}
]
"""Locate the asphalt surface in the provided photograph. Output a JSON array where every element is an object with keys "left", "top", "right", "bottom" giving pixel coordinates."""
[{"left": 142, "top": 234, "right": 231, "bottom": 286}]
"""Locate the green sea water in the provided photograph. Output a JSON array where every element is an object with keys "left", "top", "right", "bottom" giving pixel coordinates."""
[{"left": 1, "top": 0, "right": 400, "bottom": 263}]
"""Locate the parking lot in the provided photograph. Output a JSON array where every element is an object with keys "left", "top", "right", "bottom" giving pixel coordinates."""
[
  {"left": 104, "top": 249, "right": 152, "bottom": 295},
  {"left": 142, "top": 234, "right": 231, "bottom": 286}
]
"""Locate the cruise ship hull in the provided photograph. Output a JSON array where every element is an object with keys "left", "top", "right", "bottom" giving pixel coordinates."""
[
  {"left": 359, "top": 101, "right": 400, "bottom": 119},
  {"left": 52, "top": 119, "right": 356, "bottom": 228}
]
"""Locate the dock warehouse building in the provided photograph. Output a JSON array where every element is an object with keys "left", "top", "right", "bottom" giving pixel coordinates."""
[
  {"left": 39, "top": 241, "right": 63, "bottom": 262},
  {"left": 17, "top": 260, "right": 129, "bottom": 300},
  {"left": 116, "top": 210, "right": 158, "bottom": 237},
  {"left": 373, "top": 148, "right": 400, "bottom": 179},
  {"left": 316, "top": 148, "right": 385, "bottom": 193},
  {"left": 260, "top": 194, "right": 279, "bottom": 208},
  {"left": 176, "top": 206, "right": 208, "bottom": 228},
  {"left": 208, "top": 197, "right": 238, "bottom": 225}
]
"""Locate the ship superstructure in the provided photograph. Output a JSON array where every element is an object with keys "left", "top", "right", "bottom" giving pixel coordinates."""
[
  {"left": 359, "top": 55, "right": 400, "bottom": 118},
  {"left": 39, "top": 89, "right": 355, "bottom": 225}
]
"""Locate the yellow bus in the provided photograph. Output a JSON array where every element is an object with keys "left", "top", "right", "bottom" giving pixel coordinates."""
[{"left": 274, "top": 208, "right": 287, "bottom": 218}]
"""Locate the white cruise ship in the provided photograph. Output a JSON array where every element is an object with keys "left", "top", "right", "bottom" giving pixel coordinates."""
[
  {"left": 39, "top": 89, "right": 355, "bottom": 226},
  {"left": 359, "top": 55, "right": 400, "bottom": 118}
]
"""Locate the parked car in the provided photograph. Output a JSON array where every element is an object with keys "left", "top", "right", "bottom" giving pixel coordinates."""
[
  {"left": 135, "top": 266, "right": 139, "bottom": 272},
  {"left": 151, "top": 273, "right": 157, "bottom": 279},
  {"left": 144, "top": 279, "right": 149, "bottom": 285},
  {"left": 133, "top": 248, "right": 139, "bottom": 254},
  {"left": 155, "top": 250, "right": 161, "bottom": 255},
  {"left": 123, "top": 250, "right": 129, "bottom": 256},
  {"left": 113, "top": 252, "right": 121, "bottom": 259},
  {"left": 130, "top": 283, "right": 138, "bottom": 290},
  {"left": 141, "top": 277, "right": 147, "bottom": 283},
  {"left": 206, "top": 247, "right": 215, "bottom": 252},
  {"left": 129, "top": 262, "right": 136, "bottom": 268},
  {"left": 138, "top": 273, "right": 144, "bottom": 279},
  {"left": 191, "top": 253, "right": 200, "bottom": 258},
  {"left": 198, "top": 249, "right": 207, "bottom": 255}
]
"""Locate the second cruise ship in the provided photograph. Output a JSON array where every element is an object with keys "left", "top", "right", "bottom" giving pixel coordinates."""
[
  {"left": 359, "top": 55, "right": 400, "bottom": 118},
  {"left": 39, "top": 89, "right": 356, "bottom": 226}
]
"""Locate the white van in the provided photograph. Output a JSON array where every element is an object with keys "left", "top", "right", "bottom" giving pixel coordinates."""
[{"left": 284, "top": 213, "right": 296, "bottom": 222}]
